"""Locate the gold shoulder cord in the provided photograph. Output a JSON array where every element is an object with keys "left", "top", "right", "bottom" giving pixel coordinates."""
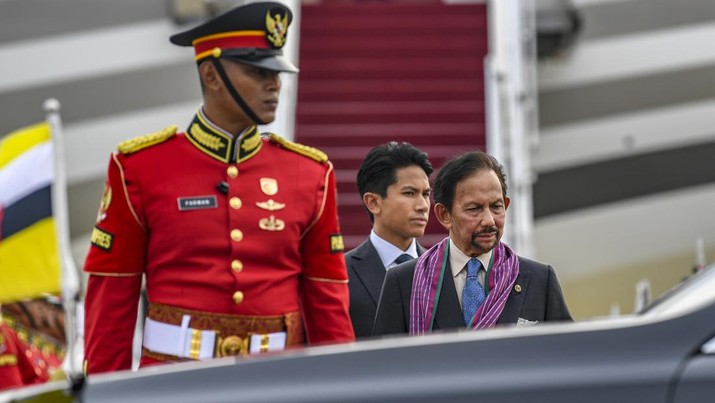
[
  {"left": 117, "top": 125, "right": 178, "bottom": 155},
  {"left": 269, "top": 133, "right": 328, "bottom": 163}
]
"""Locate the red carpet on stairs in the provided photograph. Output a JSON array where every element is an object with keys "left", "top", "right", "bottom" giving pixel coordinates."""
[{"left": 295, "top": 2, "right": 489, "bottom": 249}]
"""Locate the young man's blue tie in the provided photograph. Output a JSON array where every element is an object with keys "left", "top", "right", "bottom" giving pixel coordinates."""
[
  {"left": 394, "top": 253, "right": 413, "bottom": 265},
  {"left": 462, "top": 258, "right": 486, "bottom": 326}
]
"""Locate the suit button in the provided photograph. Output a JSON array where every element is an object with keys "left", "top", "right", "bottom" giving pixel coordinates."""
[
  {"left": 231, "top": 259, "right": 243, "bottom": 273},
  {"left": 230, "top": 229, "right": 243, "bottom": 242},
  {"left": 227, "top": 166, "right": 238, "bottom": 178},
  {"left": 514, "top": 284, "right": 522, "bottom": 293},
  {"left": 229, "top": 197, "right": 242, "bottom": 209},
  {"left": 232, "top": 291, "right": 244, "bottom": 304}
]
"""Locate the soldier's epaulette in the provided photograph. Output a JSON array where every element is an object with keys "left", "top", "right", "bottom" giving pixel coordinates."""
[
  {"left": 117, "top": 125, "right": 177, "bottom": 155},
  {"left": 269, "top": 133, "right": 328, "bottom": 163}
]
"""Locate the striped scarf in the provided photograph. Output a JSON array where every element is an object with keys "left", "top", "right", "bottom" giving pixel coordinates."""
[{"left": 409, "top": 237, "right": 519, "bottom": 335}]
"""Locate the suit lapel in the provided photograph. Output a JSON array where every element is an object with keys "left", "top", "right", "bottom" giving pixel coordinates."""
[
  {"left": 349, "top": 241, "right": 387, "bottom": 305},
  {"left": 497, "top": 268, "right": 531, "bottom": 325},
  {"left": 416, "top": 243, "right": 427, "bottom": 256},
  {"left": 433, "top": 261, "right": 466, "bottom": 330}
]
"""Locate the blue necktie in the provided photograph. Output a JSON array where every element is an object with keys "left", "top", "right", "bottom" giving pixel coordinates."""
[
  {"left": 394, "top": 253, "right": 413, "bottom": 265},
  {"left": 462, "top": 258, "right": 486, "bottom": 327}
]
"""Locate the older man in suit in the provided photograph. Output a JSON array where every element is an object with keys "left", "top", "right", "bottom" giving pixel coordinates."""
[
  {"left": 373, "top": 151, "right": 571, "bottom": 336},
  {"left": 346, "top": 142, "right": 433, "bottom": 338}
]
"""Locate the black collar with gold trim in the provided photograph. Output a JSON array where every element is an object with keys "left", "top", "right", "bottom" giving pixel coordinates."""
[{"left": 185, "top": 112, "right": 262, "bottom": 163}]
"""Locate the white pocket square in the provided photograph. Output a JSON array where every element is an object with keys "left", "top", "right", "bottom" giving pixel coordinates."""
[{"left": 516, "top": 317, "right": 539, "bottom": 327}]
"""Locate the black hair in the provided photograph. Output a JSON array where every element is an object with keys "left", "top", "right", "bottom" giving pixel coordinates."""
[{"left": 356, "top": 142, "right": 433, "bottom": 223}]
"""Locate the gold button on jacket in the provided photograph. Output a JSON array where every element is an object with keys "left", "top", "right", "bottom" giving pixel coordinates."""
[{"left": 231, "top": 260, "right": 243, "bottom": 272}]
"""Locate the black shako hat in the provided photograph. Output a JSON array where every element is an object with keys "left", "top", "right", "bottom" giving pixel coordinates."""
[{"left": 170, "top": 1, "right": 298, "bottom": 73}]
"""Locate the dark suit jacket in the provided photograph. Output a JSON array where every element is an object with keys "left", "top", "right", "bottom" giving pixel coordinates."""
[
  {"left": 372, "top": 255, "right": 572, "bottom": 336},
  {"left": 346, "top": 239, "right": 426, "bottom": 338}
]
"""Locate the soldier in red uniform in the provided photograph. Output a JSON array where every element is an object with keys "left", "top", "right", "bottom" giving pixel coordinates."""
[
  {"left": 0, "top": 320, "right": 50, "bottom": 391},
  {"left": 83, "top": 1, "right": 354, "bottom": 374}
]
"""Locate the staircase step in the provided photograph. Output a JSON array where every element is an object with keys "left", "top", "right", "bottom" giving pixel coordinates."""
[
  {"left": 299, "top": 70, "right": 481, "bottom": 81},
  {"left": 297, "top": 122, "right": 483, "bottom": 139},
  {"left": 324, "top": 144, "right": 470, "bottom": 167},
  {"left": 299, "top": 56, "right": 482, "bottom": 73},
  {"left": 300, "top": 78, "right": 483, "bottom": 99},
  {"left": 325, "top": 144, "right": 471, "bottom": 157},
  {"left": 297, "top": 101, "right": 483, "bottom": 124},
  {"left": 300, "top": 92, "right": 481, "bottom": 103},
  {"left": 298, "top": 113, "right": 482, "bottom": 125},
  {"left": 300, "top": 101, "right": 483, "bottom": 113},
  {"left": 301, "top": 37, "right": 485, "bottom": 58},
  {"left": 302, "top": 5, "right": 487, "bottom": 32}
]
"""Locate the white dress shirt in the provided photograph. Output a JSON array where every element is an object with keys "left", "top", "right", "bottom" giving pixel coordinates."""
[{"left": 369, "top": 230, "right": 418, "bottom": 270}]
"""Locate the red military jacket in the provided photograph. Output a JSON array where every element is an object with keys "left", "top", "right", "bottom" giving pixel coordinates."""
[
  {"left": 83, "top": 112, "right": 354, "bottom": 374},
  {"left": 0, "top": 323, "right": 50, "bottom": 391}
]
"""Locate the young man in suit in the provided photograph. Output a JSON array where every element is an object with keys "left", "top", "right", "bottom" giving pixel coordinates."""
[
  {"left": 373, "top": 151, "right": 571, "bottom": 336},
  {"left": 346, "top": 142, "right": 433, "bottom": 338}
]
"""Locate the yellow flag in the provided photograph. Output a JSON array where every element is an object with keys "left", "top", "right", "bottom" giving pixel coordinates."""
[{"left": 0, "top": 122, "right": 60, "bottom": 303}]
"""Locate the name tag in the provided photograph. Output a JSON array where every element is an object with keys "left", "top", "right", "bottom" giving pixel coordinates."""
[{"left": 177, "top": 195, "right": 218, "bottom": 211}]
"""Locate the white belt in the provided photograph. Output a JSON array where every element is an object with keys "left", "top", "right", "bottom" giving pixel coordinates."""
[{"left": 143, "top": 315, "right": 287, "bottom": 360}]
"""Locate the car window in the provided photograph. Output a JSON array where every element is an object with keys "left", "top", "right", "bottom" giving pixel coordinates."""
[{"left": 640, "top": 264, "right": 715, "bottom": 317}]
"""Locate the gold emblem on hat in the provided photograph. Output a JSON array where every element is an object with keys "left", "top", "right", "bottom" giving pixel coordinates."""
[
  {"left": 256, "top": 199, "right": 285, "bottom": 211},
  {"left": 97, "top": 184, "right": 112, "bottom": 222},
  {"left": 259, "top": 177, "right": 278, "bottom": 195},
  {"left": 265, "top": 10, "right": 288, "bottom": 48},
  {"left": 259, "top": 215, "right": 285, "bottom": 231}
]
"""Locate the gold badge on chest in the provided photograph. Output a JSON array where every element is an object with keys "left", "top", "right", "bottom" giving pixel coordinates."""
[
  {"left": 259, "top": 215, "right": 285, "bottom": 231},
  {"left": 256, "top": 199, "right": 285, "bottom": 211},
  {"left": 259, "top": 177, "right": 278, "bottom": 196}
]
